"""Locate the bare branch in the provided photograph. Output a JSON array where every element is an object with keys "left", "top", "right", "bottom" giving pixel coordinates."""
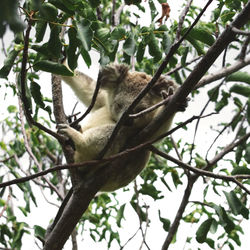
[
  {"left": 165, "top": 56, "right": 202, "bottom": 76},
  {"left": 232, "top": 26, "right": 250, "bottom": 35},
  {"left": 207, "top": 132, "right": 250, "bottom": 168},
  {"left": 195, "top": 56, "right": 250, "bottom": 89},
  {"left": 129, "top": 96, "right": 170, "bottom": 119},
  {"left": 175, "top": 0, "right": 193, "bottom": 41},
  {"left": 238, "top": 35, "right": 250, "bottom": 60}
]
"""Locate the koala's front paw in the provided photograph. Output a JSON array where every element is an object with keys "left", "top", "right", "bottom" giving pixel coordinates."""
[
  {"left": 57, "top": 123, "right": 71, "bottom": 139},
  {"left": 177, "top": 97, "right": 190, "bottom": 112}
]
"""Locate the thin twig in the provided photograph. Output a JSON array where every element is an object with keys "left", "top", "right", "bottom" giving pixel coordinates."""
[
  {"left": 205, "top": 104, "right": 246, "bottom": 160},
  {"left": 175, "top": 0, "right": 193, "bottom": 41},
  {"left": 71, "top": 70, "right": 102, "bottom": 127},
  {"left": 129, "top": 97, "right": 170, "bottom": 119},
  {"left": 165, "top": 56, "right": 202, "bottom": 76},
  {"left": 150, "top": 146, "right": 250, "bottom": 194},
  {"left": 238, "top": 35, "right": 250, "bottom": 60},
  {"left": 0, "top": 114, "right": 215, "bottom": 188},
  {"left": 17, "top": 91, "right": 64, "bottom": 200}
]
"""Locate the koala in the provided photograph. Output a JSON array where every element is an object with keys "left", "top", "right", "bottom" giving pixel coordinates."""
[{"left": 59, "top": 63, "right": 180, "bottom": 191}]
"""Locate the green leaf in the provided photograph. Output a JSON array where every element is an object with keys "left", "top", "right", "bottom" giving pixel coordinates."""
[
  {"left": 231, "top": 166, "right": 250, "bottom": 175},
  {"left": 185, "top": 35, "right": 204, "bottom": 55},
  {"left": 158, "top": 211, "right": 170, "bottom": 232},
  {"left": 213, "top": 205, "right": 235, "bottom": 233},
  {"left": 95, "top": 28, "right": 110, "bottom": 42},
  {"left": 48, "top": 0, "right": 74, "bottom": 15},
  {"left": 136, "top": 42, "right": 145, "bottom": 63},
  {"left": 123, "top": 34, "right": 136, "bottom": 56},
  {"left": 224, "top": 191, "right": 249, "bottom": 219},
  {"left": 0, "top": 49, "right": 19, "bottom": 79},
  {"left": 196, "top": 218, "right": 213, "bottom": 243},
  {"left": 230, "top": 84, "right": 250, "bottom": 97},
  {"left": 215, "top": 90, "right": 230, "bottom": 112},
  {"left": 247, "top": 98, "right": 250, "bottom": 125},
  {"left": 244, "top": 142, "right": 250, "bottom": 164},
  {"left": 30, "top": 82, "right": 45, "bottom": 108},
  {"left": 195, "top": 156, "right": 207, "bottom": 168},
  {"left": 79, "top": 49, "right": 91, "bottom": 68},
  {"left": 148, "top": 33, "right": 162, "bottom": 62},
  {"left": 149, "top": 0, "right": 158, "bottom": 21},
  {"left": 34, "top": 225, "right": 46, "bottom": 239},
  {"left": 116, "top": 204, "right": 126, "bottom": 227},
  {"left": 191, "top": 27, "right": 215, "bottom": 46},
  {"left": 226, "top": 72, "right": 250, "bottom": 85},
  {"left": 224, "top": 191, "right": 242, "bottom": 216},
  {"left": 40, "top": 2, "right": 58, "bottom": 21},
  {"left": 89, "top": 0, "right": 101, "bottom": 8},
  {"left": 67, "top": 27, "right": 79, "bottom": 70},
  {"left": 181, "top": 47, "right": 189, "bottom": 66},
  {"left": 162, "top": 32, "right": 172, "bottom": 54},
  {"left": 207, "top": 84, "right": 220, "bottom": 102},
  {"left": 111, "top": 27, "right": 126, "bottom": 40},
  {"left": 77, "top": 19, "right": 93, "bottom": 51},
  {"left": 34, "top": 60, "right": 74, "bottom": 76},
  {"left": 221, "top": 10, "right": 235, "bottom": 23},
  {"left": 47, "top": 25, "right": 62, "bottom": 59},
  {"left": 35, "top": 21, "right": 47, "bottom": 43},
  {"left": 140, "top": 183, "right": 163, "bottom": 200}
]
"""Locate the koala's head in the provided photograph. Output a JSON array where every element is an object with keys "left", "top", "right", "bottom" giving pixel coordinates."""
[{"left": 99, "top": 64, "right": 178, "bottom": 128}]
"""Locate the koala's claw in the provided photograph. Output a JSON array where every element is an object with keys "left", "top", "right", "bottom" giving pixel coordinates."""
[{"left": 57, "top": 123, "right": 70, "bottom": 138}]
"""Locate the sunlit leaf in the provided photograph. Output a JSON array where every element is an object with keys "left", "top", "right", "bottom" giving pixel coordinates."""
[
  {"left": 77, "top": 19, "right": 93, "bottom": 51},
  {"left": 34, "top": 60, "right": 74, "bottom": 76}
]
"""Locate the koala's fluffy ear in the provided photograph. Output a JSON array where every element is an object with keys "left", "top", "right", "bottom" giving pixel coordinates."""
[{"left": 98, "top": 63, "right": 129, "bottom": 89}]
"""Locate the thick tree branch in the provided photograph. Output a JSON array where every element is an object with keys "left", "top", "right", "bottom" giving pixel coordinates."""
[
  {"left": 133, "top": 3, "right": 250, "bottom": 145},
  {"left": 99, "top": 0, "right": 214, "bottom": 158}
]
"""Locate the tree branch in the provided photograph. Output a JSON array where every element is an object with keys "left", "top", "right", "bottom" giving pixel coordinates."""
[
  {"left": 175, "top": 0, "right": 193, "bottom": 41},
  {"left": 20, "top": 15, "right": 61, "bottom": 140},
  {"left": 195, "top": 56, "right": 250, "bottom": 89},
  {"left": 99, "top": 0, "right": 214, "bottom": 158},
  {"left": 0, "top": 114, "right": 213, "bottom": 188},
  {"left": 133, "top": 2, "right": 250, "bottom": 145},
  {"left": 150, "top": 146, "right": 250, "bottom": 195}
]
